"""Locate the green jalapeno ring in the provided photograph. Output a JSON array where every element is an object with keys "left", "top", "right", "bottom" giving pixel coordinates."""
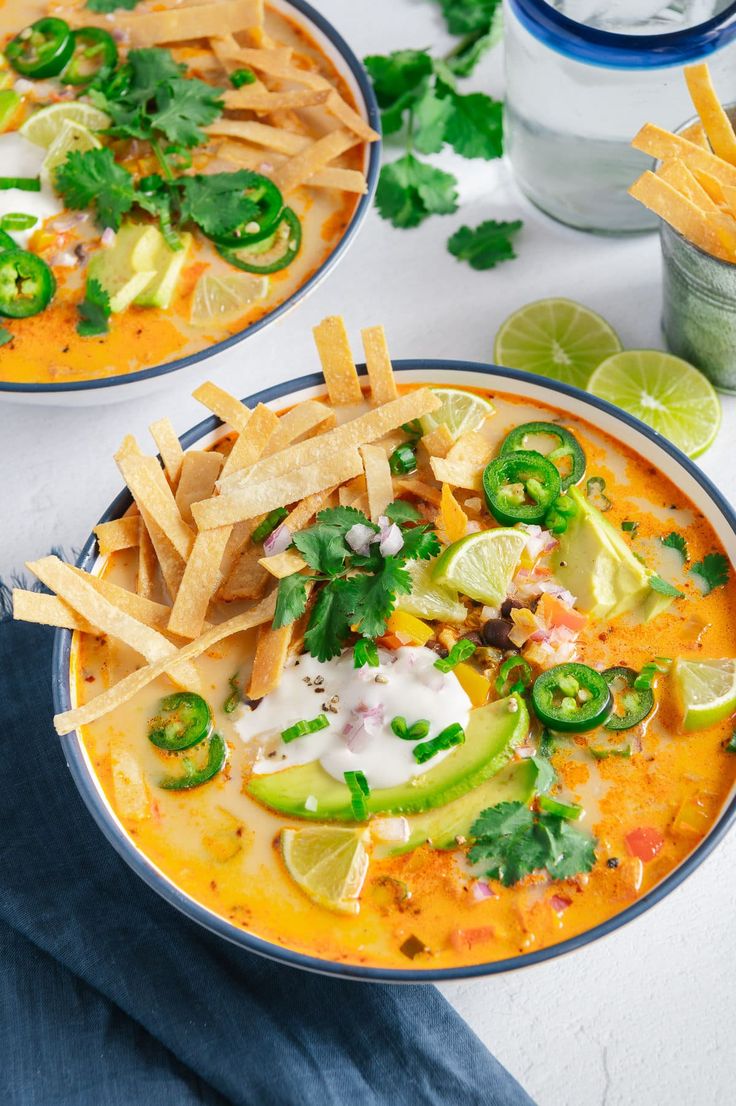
[
  {"left": 532, "top": 662, "right": 612, "bottom": 733},
  {"left": 500, "top": 421, "right": 586, "bottom": 491},
  {"left": 60, "top": 27, "right": 118, "bottom": 86},
  {"left": 210, "top": 177, "right": 284, "bottom": 249},
  {"left": 218, "top": 207, "right": 302, "bottom": 275},
  {"left": 0, "top": 248, "right": 55, "bottom": 318},
  {"left": 148, "top": 691, "right": 212, "bottom": 752},
  {"left": 159, "top": 732, "right": 227, "bottom": 791},
  {"left": 483, "top": 450, "right": 562, "bottom": 526},
  {"left": 6, "top": 18, "right": 74, "bottom": 79},
  {"left": 602, "top": 666, "right": 655, "bottom": 732}
]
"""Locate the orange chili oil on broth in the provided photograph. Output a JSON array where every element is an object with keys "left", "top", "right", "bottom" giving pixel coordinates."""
[
  {"left": 71, "top": 387, "right": 736, "bottom": 970},
  {"left": 0, "top": 0, "right": 364, "bottom": 386}
]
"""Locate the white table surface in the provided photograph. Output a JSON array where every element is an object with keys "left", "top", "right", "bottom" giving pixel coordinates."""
[{"left": 2, "top": 3, "right": 736, "bottom": 1103}]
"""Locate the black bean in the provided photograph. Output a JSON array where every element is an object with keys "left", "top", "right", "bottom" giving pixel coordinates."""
[
  {"left": 460, "top": 631, "right": 482, "bottom": 646},
  {"left": 500, "top": 598, "right": 524, "bottom": 619},
  {"left": 425, "top": 640, "right": 448, "bottom": 658},
  {"left": 481, "top": 619, "right": 514, "bottom": 649}
]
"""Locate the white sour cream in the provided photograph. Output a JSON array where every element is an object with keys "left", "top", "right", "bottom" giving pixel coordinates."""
[
  {"left": 0, "top": 133, "right": 62, "bottom": 247},
  {"left": 236, "top": 646, "right": 473, "bottom": 789}
]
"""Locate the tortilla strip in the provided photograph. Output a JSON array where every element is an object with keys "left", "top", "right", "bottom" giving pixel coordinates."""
[
  {"left": 308, "top": 167, "right": 367, "bottom": 194},
  {"left": 629, "top": 171, "right": 734, "bottom": 260},
  {"left": 220, "top": 517, "right": 261, "bottom": 580},
  {"left": 149, "top": 417, "right": 184, "bottom": 484},
  {"left": 446, "top": 430, "right": 494, "bottom": 469},
  {"left": 13, "top": 590, "right": 95, "bottom": 633},
  {"left": 338, "top": 475, "right": 366, "bottom": 507},
  {"left": 224, "top": 87, "right": 330, "bottom": 112},
  {"left": 440, "top": 484, "right": 468, "bottom": 545},
  {"left": 271, "top": 129, "right": 359, "bottom": 194},
  {"left": 361, "top": 325, "right": 398, "bottom": 404},
  {"left": 684, "top": 63, "right": 736, "bottom": 166},
  {"left": 258, "top": 548, "right": 307, "bottom": 578},
  {"left": 681, "top": 121, "right": 710, "bottom": 150},
  {"left": 110, "top": 742, "right": 150, "bottom": 821},
  {"left": 396, "top": 477, "right": 442, "bottom": 506},
  {"left": 207, "top": 118, "right": 308, "bottom": 153},
  {"left": 115, "top": 437, "right": 195, "bottom": 561},
  {"left": 175, "top": 450, "right": 225, "bottom": 527},
  {"left": 68, "top": 565, "right": 182, "bottom": 632},
  {"left": 192, "top": 381, "right": 252, "bottom": 432},
  {"left": 219, "top": 388, "right": 439, "bottom": 491},
  {"left": 119, "top": 0, "right": 263, "bottom": 47},
  {"left": 312, "top": 315, "right": 363, "bottom": 406},
  {"left": 139, "top": 508, "right": 186, "bottom": 602},
  {"left": 215, "top": 140, "right": 366, "bottom": 192},
  {"left": 657, "top": 159, "right": 721, "bottom": 213},
  {"left": 632, "top": 124, "right": 736, "bottom": 188},
  {"left": 325, "top": 91, "right": 379, "bottom": 143},
  {"left": 692, "top": 166, "right": 727, "bottom": 205},
  {"left": 194, "top": 450, "right": 364, "bottom": 528},
  {"left": 167, "top": 526, "right": 232, "bottom": 639},
  {"left": 219, "top": 548, "right": 269, "bottom": 601},
  {"left": 284, "top": 488, "right": 333, "bottom": 531},
  {"left": 94, "top": 516, "right": 140, "bottom": 556},
  {"left": 136, "top": 516, "right": 158, "bottom": 599},
  {"left": 248, "top": 622, "right": 293, "bottom": 699},
  {"left": 54, "top": 592, "right": 277, "bottom": 735},
  {"left": 220, "top": 403, "right": 279, "bottom": 479},
  {"left": 360, "top": 444, "right": 393, "bottom": 522},
  {"left": 429, "top": 456, "right": 483, "bottom": 492},
  {"left": 263, "top": 401, "right": 335, "bottom": 457},
  {"left": 210, "top": 37, "right": 293, "bottom": 71},
  {"left": 420, "top": 423, "right": 454, "bottom": 459},
  {"left": 370, "top": 430, "right": 407, "bottom": 459}
]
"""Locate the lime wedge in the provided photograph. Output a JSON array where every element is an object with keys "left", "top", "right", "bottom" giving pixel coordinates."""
[
  {"left": 432, "top": 528, "right": 526, "bottom": 605},
  {"left": 420, "top": 387, "right": 495, "bottom": 440},
  {"left": 396, "top": 558, "right": 467, "bottom": 622},
  {"left": 41, "top": 121, "right": 100, "bottom": 183},
  {"left": 191, "top": 271, "right": 268, "bottom": 327},
  {"left": 20, "top": 102, "right": 110, "bottom": 148},
  {"left": 281, "top": 826, "right": 369, "bottom": 914},
  {"left": 494, "top": 298, "right": 622, "bottom": 389},
  {"left": 673, "top": 657, "right": 736, "bottom": 732},
  {"left": 586, "top": 350, "right": 721, "bottom": 459}
]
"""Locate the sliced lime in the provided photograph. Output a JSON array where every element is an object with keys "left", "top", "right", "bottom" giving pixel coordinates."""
[
  {"left": 587, "top": 350, "right": 721, "bottom": 459},
  {"left": 396, "top": 558, "right": 467, "bottom": 622},
  {"left": 20, "top": 102, "right": 110, "bottom": 148},
  {"left": 494, "top": 298, "right": 622, "bottom": 389},
  {"left": 420, "top": 387, "right": 495, "bottom": 440},
  {"left": 432, "top": 528, "right": 526, "bottom": 605},
  {"left": 41, "top": 121, "right": 100, "bottom": 183},
  {"left": 190, "top": 271, "right": 268, "bottom": 328},
  {"left": 673, "top": 657, "right": 736, "bottom": 732},
  {"left": 281, "top": 826, "right": 369, "bottom": 914}
]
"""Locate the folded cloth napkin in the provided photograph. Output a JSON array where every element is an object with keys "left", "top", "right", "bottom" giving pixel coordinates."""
[{"left": 0, "top": 599, "right": 536, "bottom": 1106}]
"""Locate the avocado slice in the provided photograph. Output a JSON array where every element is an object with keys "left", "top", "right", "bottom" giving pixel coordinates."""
[
  {"left": 246, "top": 695, "right": 530, "bottom": 822},
  {"left": 87, "top": 223, "right": 159, "bottom": 312},
  {"left": 134, "top": 231, "right": 191, "bottom": 309},
  {"left": 552, "top": 486, "right": 673, "bottom": 622}
]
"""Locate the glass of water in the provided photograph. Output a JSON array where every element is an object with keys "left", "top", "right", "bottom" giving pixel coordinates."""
[{"left": 504, "top": 0, "right": 736, "bottom": 233}]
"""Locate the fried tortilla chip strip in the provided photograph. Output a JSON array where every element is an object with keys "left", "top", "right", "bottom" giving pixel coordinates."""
[
  {"left": 684, "top": 63, "right": 736, "bottom": 166},
  {"left": 361, "top": 325, "right": 398, "bottom": 404},
  {"left": 67, "top": 565, "right": 187, "bottom": 632},
  {"left": 360, "top": 444, "right": 393, "bottom": 522},
  {"left": 220, "top": 403, "right": 279, "bottom": 479},
  {"left": 439, "top": 484, "right": 468, "bottom": 544},
  {"left": 263, "top": 401, "right": 335, "bottom": 456},
  {"left": 312, "top": 315, "right": 363, "bottom": 406},
  {"left": 429, "top": 456, "right": 483, "bottom": 492},
  {"left": 192, "top": 382, "right": 252, "bottom": 432},
  {"left": 149, "top": 417, "right": 184, "bottom": 484},
  {"left": 12, "top": 590, "right": 95, "bottom": 633},
  {"left": 446, "top": 430, "right": 494, "bottom": 469},
  {"left": 94, "top": 516, "right": 140, "bottom": 556},
  {"left": 248, "top": 621, "right": 293, "bottom": 699},
  {"left": 632, "top": 124, "right": 736, "bottom": 187},
  {"left": 219, "top": 549, "right": 269, "bottom": 601},
  {"left": 119, "top": 0, "right": 263, "bottom": 47},
  {"left": 168, "top": 526, "right": 232, "bottom": 639},
  {"left": 139, "top": 509, "right": 186, "bottom": 602},
  {"left": 136, "top": 516, "right": 159, "bottom": 599},
  {"left": 395, "top": 477, "right": 442, "bottom": 506},
  {"left": 657, "top": 159, "right": 722, "bottom": 213},
  {"left": 223, "top": 87, "right": 330, "bottom": 112},
  {"left": 258, "top": 548, "right": 307, "bottom": 578},
  {"left": 110, "top": 741, "right": 150, "bottom": 821},
  {"left": 420, "top": 424, "right": 454, "bottom": 459},
  {"left": 115, "top": 437, "right": 195, "bottom": 561},
  {"left": 175, "top": 450, "right": 225, "bottom": 527},
  {"left": 215, "top": 139, "right": 366, "bottom": 192},
  {"left": 271, "top": 129, "right": 359, "bottom": 194},
  {"left": 629, "top": 171, "right": 734, "bottom": 260}
]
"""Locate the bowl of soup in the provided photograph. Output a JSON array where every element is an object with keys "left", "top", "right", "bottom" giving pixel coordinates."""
[
  {"left": 17, "top": 316, "right": 736, "bottom": 980},
  {"left": 0, "top": 0, "right": 379, "bottom": 403}
]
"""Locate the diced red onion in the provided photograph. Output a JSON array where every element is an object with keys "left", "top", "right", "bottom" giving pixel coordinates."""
[
  {"left": 13, "top": 78, "right": 33, "bottom": 94},
  {"left": 371, "top": 816, "right": 409, "bottom": 843},
  {"left": 264, "top": 523, "right": 291, "bottom": 557},
  {"left": 374, "top": 519, "right": 403, "bottom": 557},
  {"left": 471, "top": 880, "right": 496, "bottom": 902},
  {"left": 51, "top": 250, "right": 78, "bottom": 268},
  {"left": 49, "top": 212, "right": 89, "bottom": 232},
  {"left": 549, "top": 894, "right": 572, "bottom": 913},
  {"left": 421, "top": 668, "right": 446, "bottom": 693},
  {"left": 101, "top": 227, "right": 116, "bottom": 248},
  {"left": 346, "top": 523, "right": 375, "bottom": 556},
  {"left": 355, "top": 702, "right": 384, "bottom": 727}
]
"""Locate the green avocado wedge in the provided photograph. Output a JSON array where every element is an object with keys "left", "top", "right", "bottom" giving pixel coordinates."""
[{"left": 246, "top": 695, "right": 530, "bottom": 822}]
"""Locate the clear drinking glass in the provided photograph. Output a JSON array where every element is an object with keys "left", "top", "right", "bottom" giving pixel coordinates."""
[{"left": 504, "top": 0, "right": 736, "bottom": 233}]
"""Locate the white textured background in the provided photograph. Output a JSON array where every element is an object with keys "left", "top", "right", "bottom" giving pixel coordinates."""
[{"left": 1, "top": 2, "right": 735, "bottom": 1103}]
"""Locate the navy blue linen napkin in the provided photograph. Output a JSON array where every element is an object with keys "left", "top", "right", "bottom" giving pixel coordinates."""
[{"left": 0, "top": 599, "right": 536, "bottom": 1106}]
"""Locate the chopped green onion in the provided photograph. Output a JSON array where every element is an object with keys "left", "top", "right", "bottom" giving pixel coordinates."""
[
  {"left": 354, "top": 637, "right": 379, "bottom": 668},
  {"left": 434, "top": 639, "right": 476, "bottom": 672},
  {"left": 252, "top": 506, "right": 288, "bottom": 543},
  {"left": 281, "top": 714, "right": 329, "bottom": 743},
  {"left": 539, "top": 728, "right": 555, "bottom": 758},
  {"left": 621, "top": 520, "right": 638, "bottom": 535},
  {"left": 634, "top": 657, "right": 671, "bottom": 691},
  {"left": 495, "top": 655, "right": 532, "bottom": 696},
  {"left": 0, "top": 212, "right": 37, "bottom": 231},
  {"left": 538, "top": 794, "right": 583, "bottom": 820},
  {"left": 344, "top": 769, "right": 370, "bottom": 819},
  {"left": 223, "top": 673, "right": 240, "bottom": 714},
  {"left": 0, "top": 177, "right": 40, "bottom": 191},
  {"left": 413, "top": 723, "right": 465, "bottom": 764},
  {"left": 590, "top": 745, "right": 632, "bottom": 760},
  {"left": 401, "top": 419, "right": 423, "bottom": 439},
  {"left": 389, "top": 443, "right": 417, "bottom": 476},
  {"left": 586, "top": 476, "right": 611, "bottom": 511},
  {"left": 230, "top": 66, "right": 256, "bottom": 88},
  {"left": 391, "top": 716, "right": 430, "bottom": 740}
]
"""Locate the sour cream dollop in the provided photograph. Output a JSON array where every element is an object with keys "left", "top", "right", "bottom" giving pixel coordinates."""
[
  {"left": 236, "top": 646, "right": 473, "bottom": 790},
  {"left": 0, "top": 133, "right": 62, "bottom": 247}
]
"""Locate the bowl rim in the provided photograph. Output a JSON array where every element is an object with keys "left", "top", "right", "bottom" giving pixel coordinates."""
[
  {"left": 51, "top": 359, "right": 736, "bottom": 983},
  {"left": 0, "top": 0, "right": 381, "bottom": 396}
]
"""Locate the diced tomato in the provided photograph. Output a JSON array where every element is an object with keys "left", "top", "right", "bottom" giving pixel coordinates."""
[
  {"left": 625, "top": 826, "right": 664, "bottom": 862},
  {"left": 450, "top": 925, "right": 494, "bottom": 953},
  {"left": 539, "top": 592, "right": 588, "bottom": 633},
  {"left": 549, "top": 894, "right": 572, "bottom": 913}
]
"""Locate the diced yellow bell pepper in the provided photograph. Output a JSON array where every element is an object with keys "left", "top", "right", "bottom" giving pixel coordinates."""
[
  {"left": 454, "top": 662, "right": 490, "bottom": 708},
  {"left": 673, "top": 792, "right": 712, "bottom": 837},
  {"left": 386, "top": 610, "right": 433, "bottom": 646}
]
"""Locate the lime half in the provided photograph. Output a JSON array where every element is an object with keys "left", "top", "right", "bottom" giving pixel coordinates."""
[
  {"left": 587, "top": 350, "right": 721, "bottom": 459},
  {"left": 432, "top": 528, "right": 526, "bottom": 605},
  {"left": 191, "top": 271, "right": 268, "bottom": 327},
  {"left": 41, "top": 121, "right": 100, "bottom": 183},
  {"left": 21, "top": 102, "right": 110, "bottom": 148},
  {"left": 673, "top": 657, "right": 736, "bottom": 731},
  {"left": 281, "top": 826, "right": 369, "bottom": 914},
  {"left": 494, "top": 298, "right": 622, "bottom": 389},
  {"left": 396, "top": 558, "right": 467, "bottom": 622},
  {"left": 420, "top": 387, "right": 495, "bottom": 440}
]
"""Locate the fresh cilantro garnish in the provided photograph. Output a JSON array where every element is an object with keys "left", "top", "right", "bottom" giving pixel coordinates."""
[
  {"left": 648, "top": 574, "right": 683, "bottom": 598},
  {"left": 273, "top": 505, "right": 439, "bottom": 661},
  {"left": 76, "top": 278, "right": 111, "bottom": 337},
  {"left": 364, "top": 50, "right": 433, "bottom": 128},
  {"left": 0, "top": 326, "right": 12, "bottom": 347},
  {"left": 353, "top": 638, "right": 379, "bottom": 668},
  {"left": 135, "top": 177, "right": 182, "bottom": 250},
  {"left": 439, "top": 0, "right": 500, "bottom": 36},
  {"left": 86, "top": 0, "right": 138, "bottom": 9},
  {"left": 178, "top": 171, "right": 264, "bottom": 241},
  {"left": 529, "top": 755, "right": 556, "bottom": 795},
  {"left": 376, "top": 153, "right": 458, "bottom": 229},
  {"left": 437, "top": 81, "right": 503, "bottom": 160},
  {"left": 54, "top": 149, "right": 135, "bottom": 231},
  {"left": 469, "top": 801, "right": 597, "bottom": 887},
  {"left": 448, "top": 218, "right": 523, "bottom": 270},
  {"left": 384, "top": 499, "right": 421, "bottom": 523},
  {"left": 662, "top": 531, "right": 688, "bottom": 560},
  {"left": 439, "top": 0, "right": 502, "bottom": 77},
  {"left": 691, "top": 552, "right": 729, "bottom": 594}
]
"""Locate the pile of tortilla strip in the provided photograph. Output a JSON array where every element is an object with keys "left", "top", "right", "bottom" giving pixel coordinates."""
[
  {"left": 55, "top": 0, "right": 379, "bottom": 196},
  {"left": 13, "top": 317, "right": 446, "bottom": 737},
  {"left": 630, "top": 61, "right": 736, "bottom": 261}
]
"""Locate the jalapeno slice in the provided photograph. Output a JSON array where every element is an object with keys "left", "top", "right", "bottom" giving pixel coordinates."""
[
  {"left": 0, "top": 248, "right": 55, "bottom": 318},
  {"left": 602, "top": 666, "right": 654, "bottom": 731},
  {"left": 6, "top": 18, "right": 74, "bottom": 79},
  {"left": 148, "top": 692, "right": 212, "bottom": 752},
  {"left": 159, "top": 732, "right": 227, "bottom": 791},
  {"left": 211, "top": 176, "right": 284, "bottom": 248},
  {"left": 217, "top": 207, "right": 302, "bottom": 274},
  {"left": 532, "top": 662, "right": 612, "bottom": 733},
  {"left": 60, "top": 27, "right": 117, "bottom": 86},
  {"left": 500, "top": 421, "right": 586, "bottom": 491},
  {"left": 483, "top": 450, "right": 561, "bottom": 526}
]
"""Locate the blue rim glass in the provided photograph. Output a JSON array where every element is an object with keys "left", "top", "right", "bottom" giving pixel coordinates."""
[
  {"left": 51, "top": 360, "right": 736, "bottom": 983},
  {"left": 0, "top": 0, "right": 380, "bottom": 396},
  {"left": 510, "top": 0, "right": 736, "bottom": 67}
]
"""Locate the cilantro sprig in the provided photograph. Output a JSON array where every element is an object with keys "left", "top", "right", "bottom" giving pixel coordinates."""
[
  {"left": 273, "top": 502, "right": 440, "bottom": 662},
  {"left": 76, "top": 278, "right": 111, "bottom": 337},
  {"left": 691, "top": 552, "right": 730, "bottom": 594},
  {"left": 469, "top": 801, "right": 597, "bottom": 887},
  {"left": 448, "top": 219, "right": 523, "bottom": 270},
  {"left": 662, "top": 531, "right": 688, "bottom": 560}
]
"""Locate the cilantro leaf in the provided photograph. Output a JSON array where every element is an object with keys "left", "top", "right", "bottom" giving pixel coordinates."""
[
  {"left": 445, "top": 16, "right": 503, "bottom": 78},
  {"left": 529, "top": 755, "right": 556, "bottom": 795},
  {"left": 448, "top": 219, "right": 522, "bottom": 270},
  {"left": 648, "top": 574, "right": 683, "bottom": 598},
  {"left": 316, "top": 505, "right": 373, "bottom": 532},
  {"left": 662, "top": 531, "right": 688, "bottom": 560},
  {"left": 293, "top": 526, "right": 349, "bottom": 576},
  {"left": 376, "top": 153, "right": 458, "bottom": 228},
  {"left": 148, "top": 75, "right": 224, "bottom": 149},
  {"left": 438, "top": 0, "right": 500, "bottom": 36},
  {"left": 76, "top": 278, "right": 111, "bottom": 338},
  {"left": 86, "top": 0, "right": 138, "bottom": 9},
  {"left": 54, "top": 149, "right": 135, "bottom": 231},
  {"left": 304, "top": 578, "right": 354, "bottom": 662},
  {"left": 273, "top": 573, "right": 309, "bottom": 629},
  {"left": 385, "top": 499, "right": 421, "bottom": 523},
  {"left": 345, "top": 559, "right": 412, "bottom": 639},
  {"left": 354, "top": 637, "right": 379, "bottom": 669},
  {"left": 469, "top": 801, "right": 597, "bottom": 887},
  {"left": 135, "top": 179, "right": 182, "bottom": 250},
  {"left": 412, "top": 85, "right": 454, "bottom": 154},
  {"left": 0, "top": 326, "right": 12, "bottom": 347},
  {"left": 401, "top": 525, "right": 441, "bottom": 561},
  {"left": 691, "top": 552, "right": 730, "bottom": 594},
  {"left": 178, "top": 171, "right": 262, "bottom": 238},
  {"left": 363, "top": 50, "right": 433, "bottom": 108},
  {"left": 438, "top": 82, "right": 504, "bottom": 160}
]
